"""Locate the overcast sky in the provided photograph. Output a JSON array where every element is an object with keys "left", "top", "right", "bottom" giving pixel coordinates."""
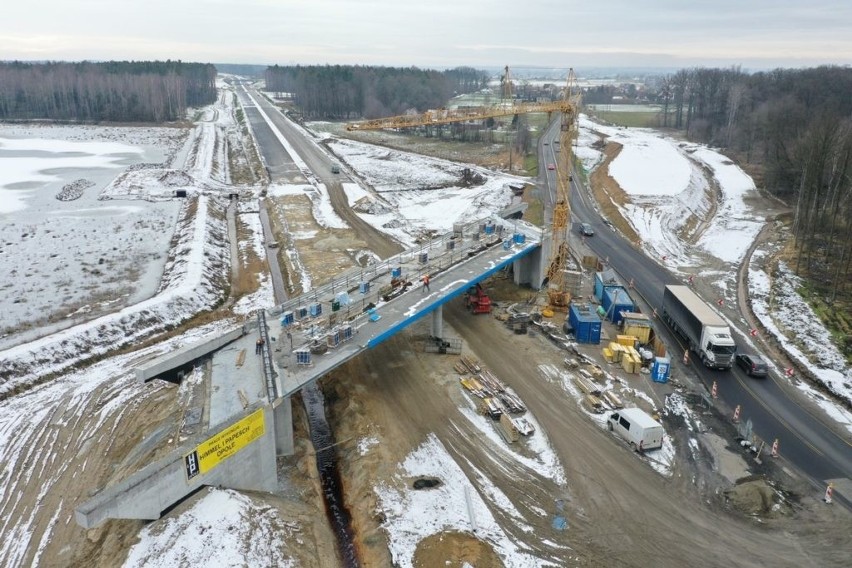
[{"left": 3, "top": 0, "right": 851, "bottom": 71}]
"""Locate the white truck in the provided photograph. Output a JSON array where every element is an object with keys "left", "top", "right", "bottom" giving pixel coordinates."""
[
  {"left": 607, "top": 408, "right": 664, "bottom": 451},
  {"left": 661, "top": 285, "right": 737, "bottom": 370}
]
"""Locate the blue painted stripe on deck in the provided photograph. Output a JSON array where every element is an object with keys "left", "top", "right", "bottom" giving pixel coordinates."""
[{"left": 365, "top": 243, "right": 539, "bottom": 349}]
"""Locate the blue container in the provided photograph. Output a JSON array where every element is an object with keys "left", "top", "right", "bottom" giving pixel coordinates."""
[
  {"left": 418, "top": 252, "right": 428, "bottom": 264},
  {"left": 513, "top": 233, "right": 525, "bottom": 244},
  {"left": 652, "top": 357, "right": 671, "bottom": 383},
  {"left": 601, "top": 286, "right": 634, "bottom": 324},
  {"left": 309, "top": 302, "right": 322, "bottom": 317},
  {"left": 296, "top": 350, "right": 311, "bottom": 365},
  {"left": 281, "top": 311, "right": 294, "bottom": 326},
  {"left": 391, "top": 267, "right": 402, "bottom": 278},
  {"left": 342, "top": 325, "right": 353, "bottom": 340},
  {"left": 568, "top": 303, "right": 602, "bottom": 344},
  {"left": 594, "top": 269, "right": 622, "bottom": 302},
  {"left": 359, "top": 281, "right": 370, "bottom": 294}
]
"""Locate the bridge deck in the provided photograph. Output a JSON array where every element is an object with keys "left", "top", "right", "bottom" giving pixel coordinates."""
[{"left": 266, "top": 216, "right": 543, "bottom": 397}]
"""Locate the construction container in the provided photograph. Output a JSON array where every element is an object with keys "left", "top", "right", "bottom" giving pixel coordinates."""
[
  {"left": 601, "top": 286, "right": 634, "bottom": 325},
  {"left": 568, "top": 303, "right": 602, "bottom": 344},
  {"left": 622, "top": 312, "right": 652, "bottom": 344},
  {"left": 309, "top": 302, "right": 322, "bottom": 317},
  {"left": 418, "top": 252, "right": 428, "bottom": 264},
  {"left": 594, "top": 268, "right": 623, "bottom": 301},
  {"left": 359, "top": 281, "right": 370, "bottom": 294},
  {"left": 296, "top": 306, "right": 308, "bottom": 319},
  {"left": 652, "top": 357, "right": 671, "bottom": 383},
  {"left": 342, "top": 325, "right": 354, "bottom": 341},
  {"left": 280, "top": 311, "right": 294, "bottom": 326}
]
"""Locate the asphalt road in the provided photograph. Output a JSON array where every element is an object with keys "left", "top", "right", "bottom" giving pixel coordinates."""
[
  {"left": 237, "top": 83, "right": 402, "bottom": 260},
  {"left": 540, "top": 118, "right": 852, "bottom": 502}
]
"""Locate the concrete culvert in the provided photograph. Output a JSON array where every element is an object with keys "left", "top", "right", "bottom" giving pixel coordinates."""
[{"left": 412, "top": 477, "right": 442, "bottom": 490}]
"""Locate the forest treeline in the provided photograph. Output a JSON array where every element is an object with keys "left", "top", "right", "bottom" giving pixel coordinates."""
[
  {"left": 0, "top": 61, "right": 217, "bottom": 122},
  {"left": 657, "top": 65, "right": 852, "bottom": 301},
  {"left": 264, "top": 65, "right": 489, "bottom": 119}
]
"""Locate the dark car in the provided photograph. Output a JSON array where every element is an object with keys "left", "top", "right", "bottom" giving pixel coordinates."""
[
  {"left": 735, "top": 353, "right": 769, "bottom": 377},
  {"left": 579, "top": 222, "right": 594, "bottom": 236}
]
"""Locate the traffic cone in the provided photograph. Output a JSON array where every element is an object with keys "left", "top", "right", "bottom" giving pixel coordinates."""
[
  {"left": 733, "top": 405, "right": 741, "bottom": 423},
  {"left": 770, "top": 438, "right": 779, "bottom": 458},
  {"left": 824, "top": 484, "right": 834, "bottom": 504}
]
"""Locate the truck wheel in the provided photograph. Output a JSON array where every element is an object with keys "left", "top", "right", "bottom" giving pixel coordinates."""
[
  {"left": 629, "top": 442, "right": 637, "bottom": 451},
  {"left": 607, "top": 422, "right": 613, "bottom": 431}
]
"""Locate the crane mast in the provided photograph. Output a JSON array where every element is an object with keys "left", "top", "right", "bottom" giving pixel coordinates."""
[{"left": 544, "top": 68, "right": 580, "bottom": 314}]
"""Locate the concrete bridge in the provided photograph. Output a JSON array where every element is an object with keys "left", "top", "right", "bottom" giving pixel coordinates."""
[{"left": 76, "top": 216, "right": 548, "bottom": 528}]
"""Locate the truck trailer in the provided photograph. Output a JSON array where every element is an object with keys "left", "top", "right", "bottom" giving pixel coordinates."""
[{"left": 661, "top": 285, "right": 736, "bottom": 370}]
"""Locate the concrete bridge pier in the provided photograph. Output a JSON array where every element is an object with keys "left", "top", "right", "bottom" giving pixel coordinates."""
[
  {"left": 431, "top": 305, "right": 443, "bottom": 339},
  {"left": 273, "top": 395, "right": 295, "bottom": 456},
  {"left": 514, "top": 231, "right": 550, "bottom": 289}
]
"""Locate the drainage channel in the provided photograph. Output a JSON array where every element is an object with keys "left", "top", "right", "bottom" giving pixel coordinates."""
[{"left": 302, "top": 382, "right": 360, "bottom": 567}]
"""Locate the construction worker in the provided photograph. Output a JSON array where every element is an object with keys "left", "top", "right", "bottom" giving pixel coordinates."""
[
  {"left": 255, "top": 337, "right": 264, "bottom": 354},
  {"left": 422, "top": 274, "right": 430, "bottom": 292}
]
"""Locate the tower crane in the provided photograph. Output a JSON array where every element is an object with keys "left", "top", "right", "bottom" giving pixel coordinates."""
[
  {"left": 344, "top": 67, "right": 581, "bottom": 314},
  {"left": 542, "top": 68, "right": 580, "bottom": 315}
]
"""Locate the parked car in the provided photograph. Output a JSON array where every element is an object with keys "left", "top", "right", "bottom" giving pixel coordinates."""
[
  {"left": 735, "top": 353, "right": 769, "bottom": 377},
  {"left": 579, "top": 222, "right": 594, "bottom": 236},
  {"left": 331, "top": 164, "right": 341, "bottom": 173}
]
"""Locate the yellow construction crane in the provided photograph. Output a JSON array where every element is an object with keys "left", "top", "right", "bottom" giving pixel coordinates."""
[
  {"left": 542, "top": 68, "right": 580, "bottom": 315},
  {"left": 344, "top": 67, "right": 581, "bottom": 313},
  {"left": 344, "top": 66, "right": 574, "bottom": 132}
]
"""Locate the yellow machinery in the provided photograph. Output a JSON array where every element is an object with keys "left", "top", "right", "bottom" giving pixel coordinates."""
[{"left": 344, "top": 67, "right": 581, "bottom": 314}]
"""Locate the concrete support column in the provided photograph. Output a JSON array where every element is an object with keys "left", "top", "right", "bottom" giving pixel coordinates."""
[
  {"left": 514, "top": 233, "right": 550, "bottom": 290},
  {"left": 273, "top": 396, "right": 295, "bottom": 456},
  {"left": 431, "top": 306, "right": 443, "bottom": 339}
]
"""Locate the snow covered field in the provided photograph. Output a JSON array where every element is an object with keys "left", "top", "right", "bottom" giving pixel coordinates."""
[{"left": 0, "top": 125, "right": 186, "bottom": 346}]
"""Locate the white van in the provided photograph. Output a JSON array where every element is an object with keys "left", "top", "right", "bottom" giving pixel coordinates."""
[{"left": 607, "top": 408, "right": 664, "bottom": 451}]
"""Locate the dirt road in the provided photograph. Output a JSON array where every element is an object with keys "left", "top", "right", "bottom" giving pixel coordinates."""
[{"left": 323, "top": 293, "right": 851, "bottom": 567}]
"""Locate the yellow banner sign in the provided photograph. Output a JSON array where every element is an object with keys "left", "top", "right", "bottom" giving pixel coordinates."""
[{"left": 184, "top": 408, "right": 265, "bottom": 480}]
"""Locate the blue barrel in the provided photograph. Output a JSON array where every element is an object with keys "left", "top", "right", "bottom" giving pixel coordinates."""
[
  {"left": 513, "top": 233, "right": 525, "bottom": 244},
  {"left": 484, "top": 224, "right": 495, "bottom": 235},
  {"left": 391, "top": 267, "right": 402, "bottom": 278}
]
